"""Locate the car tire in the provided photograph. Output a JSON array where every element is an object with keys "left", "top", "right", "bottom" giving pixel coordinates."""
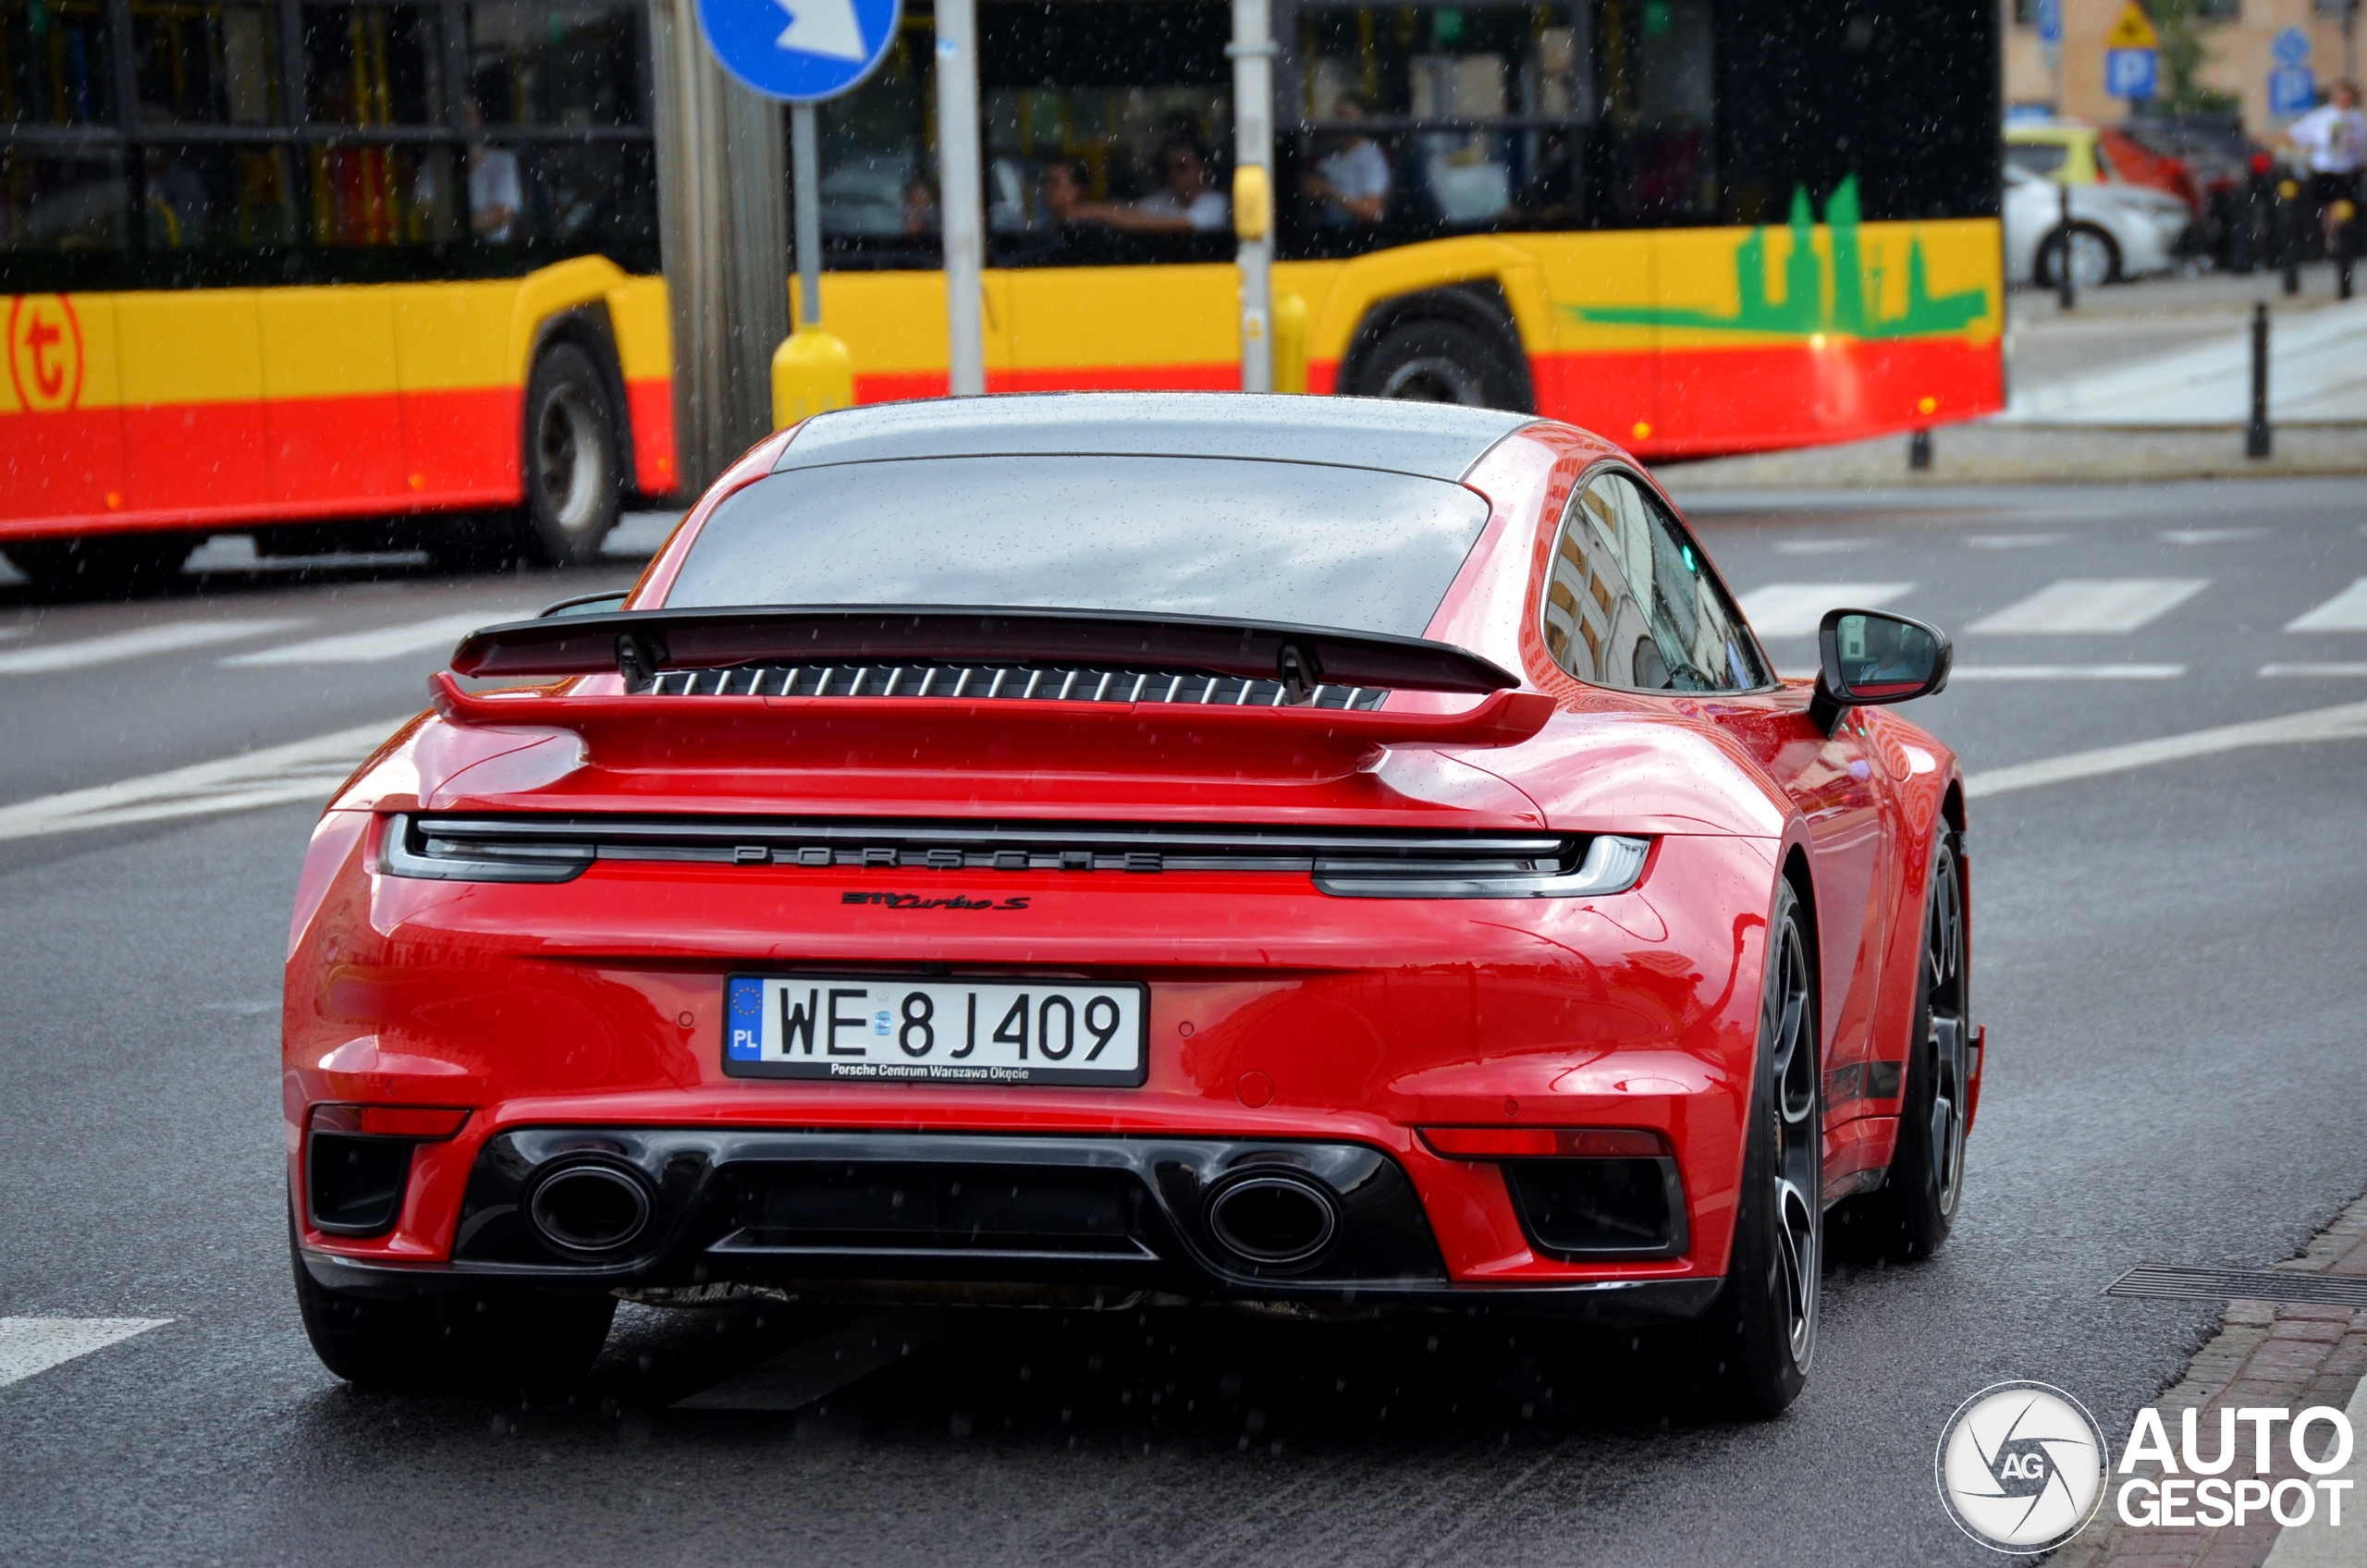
[
  {"left": 1346, "top": 316, "right": 1529, "bottom": 410},
  {"left": 289, "top": 1218, "right": 615, "bottom": 1392},
  {"left": 6, "top": 534, "right": 194, "bottom": 598},
  {"left": 1832, "top": 828, "right": 1968, "bottom": 1262},
  {"left": 2038, "top": 224, "right": 2121, "bottom": 290},
  {"left": 518, "top": 341, "right": 622, "bottom": 569},
  {"left": 1676, "top": 879, "right": 1821, "bottom": 1419}
]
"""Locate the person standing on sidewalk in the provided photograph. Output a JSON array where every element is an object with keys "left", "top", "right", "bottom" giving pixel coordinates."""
[{"left": 2284, "top": 80, "right": 2367, "bottom": 259}]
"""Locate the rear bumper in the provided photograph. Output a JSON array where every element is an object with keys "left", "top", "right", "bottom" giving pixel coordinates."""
[{"left": 297, "top": 1127, "right": 1723, "bottom": 1323}]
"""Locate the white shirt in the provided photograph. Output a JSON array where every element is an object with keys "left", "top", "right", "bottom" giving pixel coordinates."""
[
  {"left": 1316, "top": 137, "right": 1391, "bottom": 221},
  {"left": 1134, "top": 188, "right": 1231, "bottom": 230},
  {"left": 2289, "top": 104, "right": 2367, "bottom": 175},
  {"left": 469, "top": 148, "right": 525, "bottom": 240}
]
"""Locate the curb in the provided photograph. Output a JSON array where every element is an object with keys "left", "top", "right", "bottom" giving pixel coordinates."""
[{"left": 2051, "top": 1192, "right": 2367, "bottom": 1568}]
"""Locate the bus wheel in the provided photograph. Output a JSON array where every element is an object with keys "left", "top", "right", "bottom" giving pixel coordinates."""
[
  {"left": 6, "top": 534, "right": 194, "bottom": 598},
  {"left": 521, "top": 343, "right": 621, "bottom": 568},
  {"left": 1349, "top": 317, "right": 1528, "bottom": 410}
]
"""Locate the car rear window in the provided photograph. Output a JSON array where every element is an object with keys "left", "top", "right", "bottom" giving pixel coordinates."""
[
  {"left": 2005, "top": 142, "right": 2067, "bottom": 177},
  {"left": 663, "top": 455, "right": 1496, "bottom": 637}
]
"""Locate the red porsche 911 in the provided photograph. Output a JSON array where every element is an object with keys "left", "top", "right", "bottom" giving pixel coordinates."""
[{"left": 284, "top": 393, "right": 1974, "bottom": 1417}]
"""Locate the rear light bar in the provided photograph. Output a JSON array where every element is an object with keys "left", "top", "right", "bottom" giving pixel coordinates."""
[
  {"left": 309, "top": 1104, "right": 472, "bottom": 1139},
  {"left": 1420, "top": 1127, "right": 1667, "bottom": 1159},
  {"left": 380, "top": 814, "right": 1652, "bottom": 900}
]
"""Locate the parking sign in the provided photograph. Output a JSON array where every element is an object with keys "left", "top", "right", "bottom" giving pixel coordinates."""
[
  {"left": 695, "top": 0, "right": 902, "bottom": 102},
  {"left": 2268, "top": 66, "right": 2317, "bottom": 118},
  {"left": 2104, "top": 48, "right": 2157, "bottom": 102}
]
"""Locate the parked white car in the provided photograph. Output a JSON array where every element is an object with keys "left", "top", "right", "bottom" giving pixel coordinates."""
[{"left": 2003, "top": 165, "right": 2190, "bottom": 288}]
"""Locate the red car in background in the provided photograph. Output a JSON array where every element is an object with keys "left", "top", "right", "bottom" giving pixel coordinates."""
[{"left": 283, "top": 394, "right": 1975, "bottom": 1418}]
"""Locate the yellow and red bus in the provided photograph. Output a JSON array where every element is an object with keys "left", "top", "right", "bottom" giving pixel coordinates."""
[{"left": 2, "top": 0, "right": 2004, "bottom": 590}]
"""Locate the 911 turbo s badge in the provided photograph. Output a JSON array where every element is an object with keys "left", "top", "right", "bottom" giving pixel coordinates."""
[{"left": 840, "top": 891, "right": 1032, "bottom": 911}]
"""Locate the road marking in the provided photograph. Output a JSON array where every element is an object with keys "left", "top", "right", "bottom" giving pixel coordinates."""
[
  {"left": 0, "top": 618, "right": 309, "bottom": 675},
  {"left": 0, "top": 719, "right": 403, "bottom": 840},
  {"left": 673, "top": 1309, "right": 962, "bottom": 1411},
  {"left": 1968, "top": 578, "right": 2209, "bottom": 634},
  {"left": 2261, "top": 663, "right": 2367, "bottom": 678},
  {"left": 1966, "top": 700, "right": 2367, "bottom": 798},
  {"left": 2286, "top": 578, "right": 2367, "bottom": 633},
  {"left": 1948, "top": 663, "right": 2187, "bottom": 680},
  {"left": 1772, "top": 539, "right": 1880, "bottom": 556},
  {"left": 1734, "top": 582, "right": 1915, "bottom": 638},
  {"left": 1962, "top": 533, "right": 2067, "bottom": 549},
  {"left": 222, "top": 611, "right": 507, "bottom": 668},
  {"left": 0, "top": 1317, "right": 170, "bottom": 1388},
  {"left": 2160, "top": 527, "right": 2268, "bottom": 545}
]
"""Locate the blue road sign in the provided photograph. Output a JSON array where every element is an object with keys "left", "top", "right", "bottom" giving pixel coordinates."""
[
  {"left": 2269, "top": 66, "right": 2317, "bottom": 117},
  {"left": 2105, "top": 48, "right": 2158, "bottom": 102},
  {"left": 2271, "top": 27, "right": 2312, "bottom": 68},
  {"left": 695, "top": 0, "right": 901, "bottom": 103},
  {"left": 2035, "top": 0, "right": 2061, "bottom": 45}
]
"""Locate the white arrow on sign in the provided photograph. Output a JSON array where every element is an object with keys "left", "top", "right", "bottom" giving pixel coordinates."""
[{"left": 773, "top": 0, "right": 866, "bottom": 59}]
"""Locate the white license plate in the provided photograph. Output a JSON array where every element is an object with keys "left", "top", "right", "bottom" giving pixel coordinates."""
[{"left": 724, "top": 974, "right": 1147, "bottom": 1086}]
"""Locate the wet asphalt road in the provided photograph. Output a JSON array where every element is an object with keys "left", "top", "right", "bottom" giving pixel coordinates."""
[{"left": 1, "top": 481, "right": 2363, "bottom": 1566}]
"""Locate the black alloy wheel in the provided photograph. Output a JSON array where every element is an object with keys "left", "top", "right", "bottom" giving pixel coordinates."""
[
  {"left": 1834, "top": 828, "right": 1968, "bottom": 1261},
  {"left": 517, "top": 342, "right": 622, "bottom": 568},
  {"left": 288, "top": 1216, "right": 614, "bottom": 1392},
  {"left": 6, "top": 533, "right": 195, "bottom": 599},
  {"left": 1683, "top": 879, "right": 1821, "bottom": 1418},
  {"left": 1348, "top": 317, "right": 1529, "bottom": 410}
]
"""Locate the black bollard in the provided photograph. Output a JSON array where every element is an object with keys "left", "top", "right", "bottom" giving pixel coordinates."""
[
  {"left": 2246, "top": 302, "right": 2271, "bottom": 459},
  {"left": 1908, "top": 429, "right": 1932, "bottom": 471},
  {"left": 2056, "top": 181, "right": 2076, "bottom": 310}
]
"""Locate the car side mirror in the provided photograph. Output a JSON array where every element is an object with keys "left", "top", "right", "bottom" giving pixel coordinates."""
[
  {"left": 1809, "top": 608, "right": 1952, "bottom": 734},
  {"left": 540, "top": 591, "right": 629, "bottom": 619}
]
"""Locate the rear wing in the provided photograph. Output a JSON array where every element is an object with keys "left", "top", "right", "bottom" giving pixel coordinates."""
[{"left": 449, "top": 606, "right": 1519, "bottom": 698}]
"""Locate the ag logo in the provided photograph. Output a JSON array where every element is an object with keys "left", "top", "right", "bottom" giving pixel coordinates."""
[
  {"left": 1936, "top": 1381, "right": 2110, "bottom": 1552},
  {"left": 8, "top": 294, "right": 84, "bottom": 412}
]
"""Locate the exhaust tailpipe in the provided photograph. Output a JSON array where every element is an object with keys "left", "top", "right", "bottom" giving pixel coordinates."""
[
  {"left": 1204, "top": 1171, "right": 1340, "bottom": 1268},
  {"left": 528, "top": 1163, "right": 653, "bottom": 1255}
]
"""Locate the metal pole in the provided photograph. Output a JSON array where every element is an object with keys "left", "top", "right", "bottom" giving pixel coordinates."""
[
  {"left": 1231, "top": 0, "right": 1275, "bottom": 393},
  {"left": 648, "top": 0, "right": 789, "bottom": 493},
  {"left": 1908, "top": 429, "right": 1932, "bottom": 471},
  {"left": 2247, "top": 301, "right": 2272, "bottom": 459},
  {"left": 2056, "top": 181, "right": 2076, "bottom": 310},
  {"left": 935, "top": 0, "right": 986, "bottom": 397},
  {"left": 791, "top": 101, "right": 823, "bottom": 330}
]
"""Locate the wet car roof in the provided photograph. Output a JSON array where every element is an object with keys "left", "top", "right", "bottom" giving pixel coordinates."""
[{"left": 771, "top": 392, "right": 1533, "bottom": 483}]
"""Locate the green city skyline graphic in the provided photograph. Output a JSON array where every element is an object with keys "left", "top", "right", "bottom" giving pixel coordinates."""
[{"left": 1560, "top": 177, "right": 1990, "bottom": 340}]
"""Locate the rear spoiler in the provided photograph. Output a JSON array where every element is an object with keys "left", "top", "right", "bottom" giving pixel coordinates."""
[
  {"left": 429, "top": 672, "right": 1556, "bottom": 752},
  {"left": 448, "top": 606, "right": 1520, "bottom": 697}
]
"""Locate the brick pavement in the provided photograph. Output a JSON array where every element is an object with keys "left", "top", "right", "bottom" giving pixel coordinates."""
[{"left": 2051, "top": 1194, "right": 2367, "bottom": 1568}]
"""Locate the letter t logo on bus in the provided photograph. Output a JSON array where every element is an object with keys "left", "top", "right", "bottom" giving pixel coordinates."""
[{"left": 7, "top": 296, "right": 83, "bottom": 413}]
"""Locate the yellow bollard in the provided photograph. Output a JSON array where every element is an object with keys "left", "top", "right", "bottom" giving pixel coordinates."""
[
  {"left": 771, "top": 326, "right": 854, "bottom": 430},
  {"left": 1273, "top": 291, "right": 1309, "bottom": 395}
]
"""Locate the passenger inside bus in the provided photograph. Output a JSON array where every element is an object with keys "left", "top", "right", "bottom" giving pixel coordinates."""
[
  {"left": 1043, "top": 128, "right": 1230, "bottom": 234},
  {"left": 1304, "top": 95, "right": 1390, "bottom": 226}
]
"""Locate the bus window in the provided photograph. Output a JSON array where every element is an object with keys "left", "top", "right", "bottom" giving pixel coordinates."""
[
  {"left": 2, "top": 151, "right": 126, "bottom": 249},
  {"left": 1285, "top": 0, "right": 1716, "bottom": 253},
  {"left": 807, "top": 1, "right": 1236, "bottom": 270},
  {"left": 5, "top": 0, "right": 117, "bottom": 126},
  {"left": 134, "top": 0, "right": 284, "bottom": 124},
  {"left": 466, "top": 0, "right": 643, "bottom": 127}
]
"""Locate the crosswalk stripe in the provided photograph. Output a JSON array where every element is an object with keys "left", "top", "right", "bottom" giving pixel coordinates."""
[
  {"left": 222, "top": 611, "right": 509, "bottom": 668},
  {"left": 1968, "top": 578, "right": 2209, "bottom": 635},
  {"left": 0, "top": 1317, "right": 170, "bottom": 1388},
  {"left": 1734, "top": 582, "right": 1916, "bottom": 639},
  {"left": 1966, "top": 700, "right": 2367, "bottom": 798},
  {"left": 0, "top": 618, "right": 310, "bottom": 675},
  {"left": 0, "top": 719, "right": 404, "bottom": 841},
  {"left": 1948, "top": 664, "right": 2186, "bottom": 680},
  {"left": 2285, "top": 578, "right": 2367, "bottom": 633}
]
